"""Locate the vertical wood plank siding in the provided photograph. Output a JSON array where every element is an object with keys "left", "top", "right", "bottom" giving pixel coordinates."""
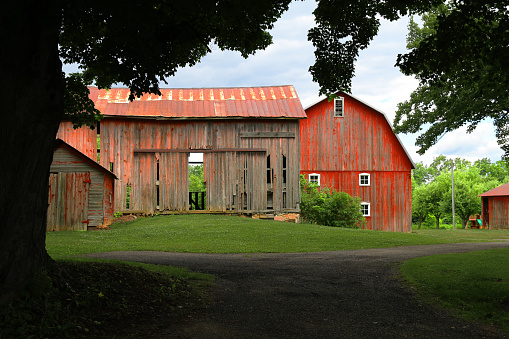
[
  {"left": 100, "top": 119, "right": 300, "bottom": 214},
  {"left": 487, "top": 196, "right": 509, "bottom": 229},
  {"left": 56, "top": 121, "right": 97, "bottom": 160},
  {"left": 300, "top": 93, "right": 413, "bottom": 232},
  {"left": 48, "top": 145, "right": 115, "bottom": 230}
]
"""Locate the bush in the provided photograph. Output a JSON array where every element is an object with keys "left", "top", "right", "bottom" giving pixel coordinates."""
[{"left": 300, "top": 175, "right": 365, "bottom": 228}]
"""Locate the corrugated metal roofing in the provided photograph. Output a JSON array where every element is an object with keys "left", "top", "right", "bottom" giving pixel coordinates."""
[
  {"left": 479, "top": 182, "right": 509, "bottom": 197},
  {"left": 88, "top": 86, "right": 307, "bottom": 119}
]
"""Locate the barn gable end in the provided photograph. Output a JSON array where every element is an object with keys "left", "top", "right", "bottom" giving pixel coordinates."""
[{"left": 300, "top": 92, "right": 415, "bottom": 232}]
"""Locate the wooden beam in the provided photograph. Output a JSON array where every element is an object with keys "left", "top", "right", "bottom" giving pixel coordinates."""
[
  {"left": 240, "top": 132, "right": 295, "bottom": 138},
  {"left": 133, "top": 148, "right": 267, "bottom": 153}
]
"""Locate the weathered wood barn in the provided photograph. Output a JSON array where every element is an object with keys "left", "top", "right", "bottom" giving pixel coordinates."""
[
  {"left": 479, "top": 183, "right": 509, "bottom": 229},
  {"left": 48, "top": 139, "right": 117, "bottom": 231},
  {"left": 300, "top": 92, "right": 415, "bottom": 232},
  {"left": 57, "top": 86, "right": 306, "bottom": 216}
]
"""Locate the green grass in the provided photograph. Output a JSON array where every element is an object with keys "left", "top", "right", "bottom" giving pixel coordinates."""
[
  {"left": 400, "top": 248, "right": 509, "bottom": 332},
  {"left": 46, "top": 214, "right": 509, "bottom": 259}
]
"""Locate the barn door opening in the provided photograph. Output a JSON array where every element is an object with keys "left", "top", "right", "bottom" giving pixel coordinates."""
[{"left": 189, "top": 152, "right": 206, "bottom": 210}]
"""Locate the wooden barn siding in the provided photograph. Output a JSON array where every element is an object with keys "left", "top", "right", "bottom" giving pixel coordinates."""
[
  {"left": 103, "top": 174, "right": 115, "bottom": 226},
  {"left": 301, "top": 170, "right": 411, "bottom": 232},
  {"left": 47, "top": 172, "right": 90, "bottom": 231},
  {"left": 300, "top": 96, "right": 413, "bottom": 232},
  {"left": 488, "top": 197, "right": 509, "bottom": 229},
  {"left": 300, "top": 97, "right": 412, "bottom": 172},
  {"left": 100, "top": 119, "right": 300, "bottom": 214},
  {"left": 56, "top": 121, "right": 97, "bottom": 160},
  {"left": 49, "top": 147, "right": 106, "bottom": 227}
]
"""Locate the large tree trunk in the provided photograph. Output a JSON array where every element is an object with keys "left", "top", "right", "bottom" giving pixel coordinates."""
[{"left": 0, "top": 1, "right": 63, "bottom": 305}]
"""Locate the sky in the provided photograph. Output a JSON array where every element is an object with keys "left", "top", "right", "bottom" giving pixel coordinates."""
[{"left": 64, "top": 1, "right": 504, "bottom": 166}]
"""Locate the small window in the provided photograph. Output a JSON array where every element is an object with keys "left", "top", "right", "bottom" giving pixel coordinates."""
[
  {"left": 309, "top": 173, "right": 320, "bottom": 186},
  {"left": 334, "top": 97, "right": 344, "bottom": 117},
  {"left": 360, "top": 202, "right": 370, "bottom": 217},
  {"left": 359, "top": 173, "right": 370, "bottom": 186}
]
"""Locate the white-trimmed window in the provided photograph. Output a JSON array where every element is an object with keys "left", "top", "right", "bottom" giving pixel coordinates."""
[
  {"left": 334, "top": 97, "right": 344, "bottom": 117},
  {"left": 359, "top": 173, "right": 370, "bottom": 186},
  {"left": 360, "top": 202, "right": 370, "bottom": 217},
  {"left": 309, "top": 173, "right": 320, "bottom": 186}
]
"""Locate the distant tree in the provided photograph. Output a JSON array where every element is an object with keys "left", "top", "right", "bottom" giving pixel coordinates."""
[
  {"left": 189, "top": 165, "right": 206, "bottom": 192},
  {"left": 412, "top": 182, "right": 429, "bottom": 229}
]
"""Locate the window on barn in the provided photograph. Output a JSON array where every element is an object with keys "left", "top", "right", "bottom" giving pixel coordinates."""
[
  {"left": 360, "top": 202, "right": 370, "bottom": 217},
  {"left": 309, "top": 173, "right": 320, "bottom": 186},
  {"left": 334, "top": 97, "right": 344, "bottom": 117},
  {"left": 359, "top": 173, "right": 370, "bottom": 186}
]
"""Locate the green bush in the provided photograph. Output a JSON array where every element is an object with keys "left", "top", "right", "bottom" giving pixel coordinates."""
[{"left": 300, "top": 175, "right": 365, "bottom": 228}]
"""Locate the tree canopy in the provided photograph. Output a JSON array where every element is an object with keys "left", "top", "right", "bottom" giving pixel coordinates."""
[{"left": 394, "top": 1, "right": 509, "bottom": 156}]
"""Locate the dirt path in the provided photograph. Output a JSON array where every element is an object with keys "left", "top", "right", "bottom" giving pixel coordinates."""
[{"left": 83, "top": 242, "right": 509, "bottom": 338}]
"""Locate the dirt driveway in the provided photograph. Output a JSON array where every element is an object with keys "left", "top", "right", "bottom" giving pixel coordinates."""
[{"left": 83, "top": 242, "right": 509, "bottom": 338}]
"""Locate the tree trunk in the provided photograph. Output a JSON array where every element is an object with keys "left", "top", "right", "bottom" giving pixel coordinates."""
[
  {"left": 0, "top": 1, "right": 63, "bottom": 305},
  {"left": 435, "top": 214, "right": 440, "bottom": 229},
  {"left": 417, "top": 214, "right": 423, "bottom": 229}
]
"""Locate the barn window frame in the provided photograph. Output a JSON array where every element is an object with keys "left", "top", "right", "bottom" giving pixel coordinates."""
[
  {"left": 309, "top": 173, "right": 320, "bottom": 186},
  {"left": 360, "top": 202, "right": 370, "bottom": 217},
  {"left": 359, "top": 173, "right": 370, "bottom": 186},
  {"left": 334, "top": 97, "right": 344, "bottom": 117}
]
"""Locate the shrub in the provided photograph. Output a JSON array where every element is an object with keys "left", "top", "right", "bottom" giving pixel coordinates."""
[{"left": 300, "top": 175, "right": 365, "bottom": 228}]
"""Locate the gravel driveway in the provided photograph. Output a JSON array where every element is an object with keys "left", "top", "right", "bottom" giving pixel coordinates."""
[{"left": 83, "top": 242, "right": 509, "bottom": 338}]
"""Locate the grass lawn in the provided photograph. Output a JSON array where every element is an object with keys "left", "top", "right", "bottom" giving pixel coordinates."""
[
  {"left": 46, "top": 214, "right": 509, "bottom": 258},
  {"left": 9, "top": 214, "right": 505, "bottom": 338},
  {"left": 401, "top": 249, "right": 509, "bottom": 332}
]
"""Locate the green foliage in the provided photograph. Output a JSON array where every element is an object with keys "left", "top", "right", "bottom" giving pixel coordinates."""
[
  {"left": 64, "top": 73, "right": 102, "bottom": 128},
  {"left": 189, "top": 164, "right": 206, "bottom": 192},
  {"left": 412, "top": 156, "right": 508, "bottom": 229},
  {"left": 401, "top": 248, "right": 509, "bottom": 332},
  {"left": 59, "top": 1, "right": 292, "bottom": 99},
  {"left": 394, "top": 1, "right": 509, "bottom": 156},
  {"left": 300, "top": 175, "right": 365, "bottom": 228}
]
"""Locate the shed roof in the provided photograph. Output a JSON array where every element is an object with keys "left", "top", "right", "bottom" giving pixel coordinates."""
[
  {"left": 479, "top": 182, "right": 509, "bottom": 197},
  {"left": 54, "top": 139, "right": 118, "bottom": 180},
  {"left": 89, "top": 86, "right": 306, "bottom": 119},
  {"left": 304, "top": 91, "right": 416, "bottom": 169}
]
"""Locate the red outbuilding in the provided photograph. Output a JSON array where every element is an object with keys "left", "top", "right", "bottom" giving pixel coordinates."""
[
  {"left": 479, "top": 182, "right": 509, "bottom": 229},
  {"left": 300, "top": 92, "right": 415, "bottom": 232},
  {"left": 48, "top": 139, "right": 117, "bottom": 231}
]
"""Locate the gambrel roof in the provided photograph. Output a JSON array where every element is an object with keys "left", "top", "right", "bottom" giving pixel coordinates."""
[
  {"left": 89, "top": 86, "right": 306, "bottom": 119},
  {"left": 304, "top": 91, "right": 416, "bottom": 169}
]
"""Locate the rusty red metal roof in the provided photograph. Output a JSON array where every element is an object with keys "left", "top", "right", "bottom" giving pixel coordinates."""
[
  {"left": 479, "top": 182, "right": 509, "bottom": 197},
  {"left": 88, "top": 86, "right": 306, "bottom": 119}
]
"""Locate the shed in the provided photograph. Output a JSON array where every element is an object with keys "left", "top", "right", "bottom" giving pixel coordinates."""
[
  {"left": 47, "top": 139, "right": 117, "bottom": 231},
  {"left": 57, "top": 86, "right": 306, "bottom": 216},
  {"left": 300, "top": 92, "right": 415, "bottom": 232},
  {"left": 479, "top": 183, "right": 509, "bottom": 229}
]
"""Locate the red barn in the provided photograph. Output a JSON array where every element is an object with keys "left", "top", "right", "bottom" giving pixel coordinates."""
[
  {"left": 300, "top": 92, "right": 415, "bottom": 232},
  {"left": 479, "top": 183, "right": 509, "bottom": 229},
  {"left": 58, "top": 86, "right": 306, "bottom": 216},
  {"left": 48, "top": 139, "right": 117, "bottom": 231}
]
